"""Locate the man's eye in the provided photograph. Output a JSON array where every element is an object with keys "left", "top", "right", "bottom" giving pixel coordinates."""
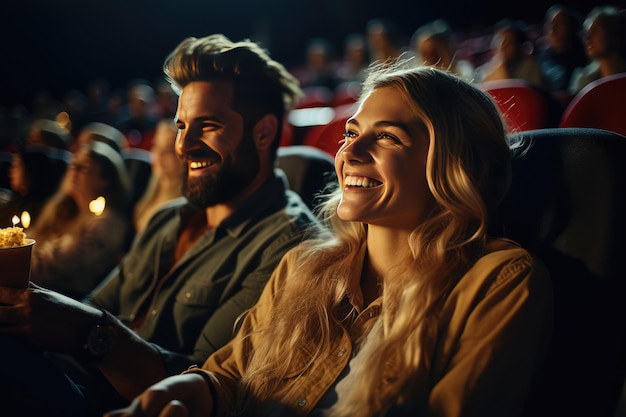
[{"left": 202, "top": 123, "right": 221, "bottom": 132}]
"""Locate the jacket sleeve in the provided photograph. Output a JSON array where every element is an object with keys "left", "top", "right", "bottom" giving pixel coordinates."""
[
  {"left": 426, "top": 252, "right": 553, "bottom": 417},
  {"left": 195, "top": 248, "right": 295, "bottom": 415}
]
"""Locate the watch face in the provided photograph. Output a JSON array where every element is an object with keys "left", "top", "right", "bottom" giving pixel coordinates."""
[{"left": 87, "top": 323, "right": 116, "bottom": 358}]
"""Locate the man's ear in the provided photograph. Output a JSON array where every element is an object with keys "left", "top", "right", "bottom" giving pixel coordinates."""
[{"left": 253, "top": 114, "right": 279, "bottom": 151}]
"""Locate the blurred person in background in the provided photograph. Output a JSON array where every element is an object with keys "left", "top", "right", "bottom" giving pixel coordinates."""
[
  {"left": 71, "top": 122, "right": 128, "bottom": 154},
  {"left": 536, "top": 4, "right": 588, "bottom": 100},
  {"left": 154, "top": 79, "right": 179, "bottom": 120},
  {"left": 26, "top": 118, "right": 73, "bottom": 150},
  {"left": 291, "top": 37, "right": 341, "bottom": 109},
  {"left": 410, "top": 19, "right": 475, "bottom": 80},
  {"left": 115, "top": 80, "right": 159, "bottom": 150},
  {"left": 297, "top": 37, "right": 341, "bottom": 91},
  {"left": 336, "top": 32, "right": 371, "bottom": 85},
  {"left": 27, "top": 140, "right": 132, "bottom": 299},
  {"left": 569, "top": 5, "right": 626, "bottom": 95},
  {"left": 0, "top": 145, "right": 70, "bottom": 226},
  {"left": 366, "top": 18, "right": 408, "bottom": 65},
  {"left": 133, "top": 118, "right": 185, "bottom": 234},
  {"left": 476, "top": 18, "right": 545, "bottom": 86}
]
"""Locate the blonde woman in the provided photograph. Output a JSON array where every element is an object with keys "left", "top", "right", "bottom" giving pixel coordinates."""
[
  {"left": 27, "top": 140, "right": 131, "bottom": 299},
  {"left": 133, "top": 118, "right": 185, "bottom": 234},
  {"left": 108, "top": 64, "right": 552, "bottom": 417}
]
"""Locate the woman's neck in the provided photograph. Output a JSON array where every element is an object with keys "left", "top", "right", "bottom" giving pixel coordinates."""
[
  {"left": 358, "top": 228, "right": 413, "bottom": 307},
  {"left": 599, "top": 55, "right": 626, "bottom": 78}
]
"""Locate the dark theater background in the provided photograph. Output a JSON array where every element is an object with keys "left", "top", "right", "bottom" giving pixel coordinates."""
[{"left": 0, "top": 0, "right": 616, "bottom": 110}]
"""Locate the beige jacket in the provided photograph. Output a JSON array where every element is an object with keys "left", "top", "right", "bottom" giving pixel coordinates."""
[{"left": 194, "top": 238, "right": 553, "bottom": 417}]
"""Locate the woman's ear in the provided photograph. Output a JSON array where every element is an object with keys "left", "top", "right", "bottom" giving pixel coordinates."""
[{"left": 253, "top": 114, "right": 279, "bottom": 151}]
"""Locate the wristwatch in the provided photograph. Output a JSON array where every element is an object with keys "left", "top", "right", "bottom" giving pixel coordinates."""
[{"left": 82, "top": 309, "right": 117, "bottom": 361}]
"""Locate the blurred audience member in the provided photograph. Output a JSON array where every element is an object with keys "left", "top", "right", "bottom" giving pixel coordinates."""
[
  {"left": 61, "top": 89, "right": 87, "bottom": 137},
  {"left": 536, "top": 4, "right": 588, "bottom": 96},
  {"left": 292, "top": 37, "right": 341, "bottom": 108},
  {"left": 26, "top": 118, "right": 73, "bottom": 150},
  {"left": 336, "top": 32, "right": 371, "bottom": 84},
  {"left": 410, "top": 19, "right": 475, "bottom": 80},
  {"left": 0, "top": 146, "right": 69, "bottom": 226},
  {"left": 476, "top": 19, "right": 545, "bottom": 86},
  {"left": 72, "top": 122, "right": 127, "bottom": 154},
  {"left": 569, "top": 5, "right": 626, "bottom": 95},
  {"left": 366, "top": 18, "right": 408, "bottom": 65},
  {"left": 297, "top": 37, "right": 341, "bottom": 91},
  {"left": 73, "top": 78, "right": 119, "bottom": 130},
  {"left": 154, "top": 79, "right": 179, "bottom": 120},
  {"left": 27, "top": 140, "right": 132, "bottom": 299},
  {"left": 115, "top": 80, "right": 159, "bottom": 150},
  {"left": 133, "top": 118, "right": 184, "bottom": 234}
]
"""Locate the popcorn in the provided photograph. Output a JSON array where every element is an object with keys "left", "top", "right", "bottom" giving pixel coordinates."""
[{"left": 0, "top": 226, "right": 27, "bottom": 248}]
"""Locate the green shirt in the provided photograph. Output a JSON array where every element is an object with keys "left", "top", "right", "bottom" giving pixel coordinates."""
[{"left": 87, "top": 175, "right": 319, "bottom": 375}]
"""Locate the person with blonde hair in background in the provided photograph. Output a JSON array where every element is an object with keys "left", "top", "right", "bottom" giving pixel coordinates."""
[
  {"left": 133, "top": 118, "right": 185, "bottom": 234},
  {"left": 107, "top": 63, "right": 553, "bottom": 417},
  {"left": 27, "top": 140, "right": 132, "bottom": 299}
]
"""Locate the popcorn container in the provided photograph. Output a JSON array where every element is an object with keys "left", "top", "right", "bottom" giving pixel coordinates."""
[{"left": 0, "top": 239, "right": 36, "bottom": 288}]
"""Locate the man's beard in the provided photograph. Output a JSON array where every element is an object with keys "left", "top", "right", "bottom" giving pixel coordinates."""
[{"left": 183, "top": 134, "right": 260, "bottom": 208}]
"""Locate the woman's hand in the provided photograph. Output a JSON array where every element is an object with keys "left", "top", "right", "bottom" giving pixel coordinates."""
[{"left": 105, "top": 373, "right": 214, "bottom": 417}]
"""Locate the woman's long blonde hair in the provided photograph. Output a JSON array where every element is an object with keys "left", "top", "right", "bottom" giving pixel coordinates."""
[{"left": 240, "top": 64, "right": 514, "bottom": 415}]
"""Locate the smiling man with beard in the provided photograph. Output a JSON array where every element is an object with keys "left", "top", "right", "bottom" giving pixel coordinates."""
[{"left": 0, "top": 34, "right": 320, "bottom": 417}]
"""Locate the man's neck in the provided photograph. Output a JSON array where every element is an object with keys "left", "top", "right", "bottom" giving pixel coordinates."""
[{"left": 174, "top": 210, "right": 211, "bottom": 263}]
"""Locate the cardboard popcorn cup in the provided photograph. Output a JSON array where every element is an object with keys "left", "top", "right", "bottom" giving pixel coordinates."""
[{"left": 0, "top": 238, "right": 36, "bottom": 289}]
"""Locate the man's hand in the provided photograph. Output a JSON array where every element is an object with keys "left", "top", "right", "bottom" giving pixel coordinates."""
[{"left": 0, "top": 282, "right": 101, "bottom": 353}]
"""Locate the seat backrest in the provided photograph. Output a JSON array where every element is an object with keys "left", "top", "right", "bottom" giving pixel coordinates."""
[
  {"left": 122, "top": 147, "right": 152, "bottom": 209},
  {"left": 301, "top": 103, "right": 356, "bottom": 157},
  {"left": 0, "top": 152, "right": 12, "bottom": 190},
  {"left": 490, "top": 127, "right": 626, "bottom": 417},
  {"left": 479, "top": 79, "right": 560, "bottom": 132},
  {"left": 295, "top": 86, "right": 335, "bottom": 109},
  {"left": 276, "top": 145, "right": 337, "bottom": 210},
  {"left": 560, "top": 73, "right": 626, "bottom": 136}
]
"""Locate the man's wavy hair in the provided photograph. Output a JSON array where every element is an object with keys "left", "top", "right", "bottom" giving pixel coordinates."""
[{"left": 162, "top": 34, "right": 302, "bottom": 156}]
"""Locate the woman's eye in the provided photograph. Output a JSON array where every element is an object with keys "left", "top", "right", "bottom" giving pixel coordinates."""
[
  {"left": 341, "top": 130, "right": 357, "bottom": 144},
  {"left": 377, "top": 132, "right": 401, "bottom": 143}
]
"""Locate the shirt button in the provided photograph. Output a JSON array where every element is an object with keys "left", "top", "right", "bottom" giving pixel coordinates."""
[
  {"left": 297, "top": 398, "right": 307, "bottom": 407},
  {"left": 337, "top": 348, "right": 347, "bottom": 357},
  {"left": 151, "top": 309, "right": 158, "bottom": 316},
  {"left": 185, "top": 291, "right": 192, "bottom": 299}
]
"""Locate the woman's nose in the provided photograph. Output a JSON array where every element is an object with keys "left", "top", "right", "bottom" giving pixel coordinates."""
[{"left": 340, "top": 135, "right": 371, "bottom": 163}]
